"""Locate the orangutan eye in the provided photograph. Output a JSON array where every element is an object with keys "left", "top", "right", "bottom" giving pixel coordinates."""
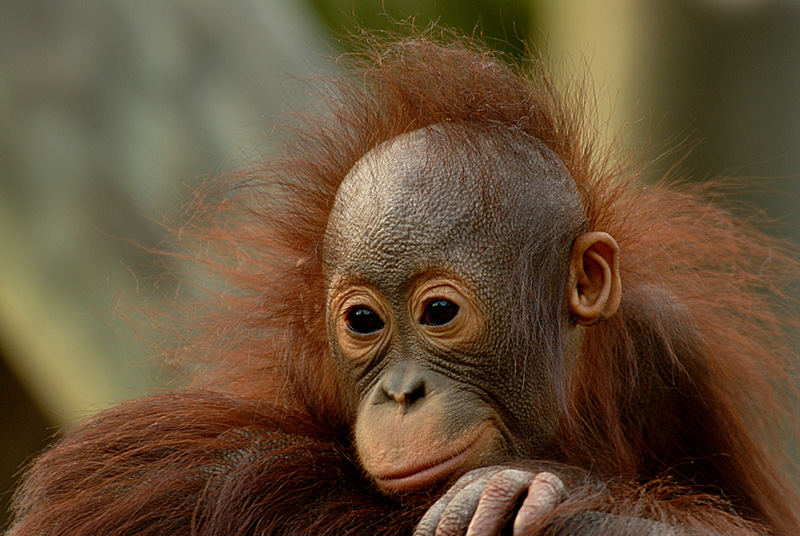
[
  {"left": 420, "top": 299, "right": 459, "bottom": 326},
  {"left": 345, "top": 306, "right": 384, "bottom": 334}
]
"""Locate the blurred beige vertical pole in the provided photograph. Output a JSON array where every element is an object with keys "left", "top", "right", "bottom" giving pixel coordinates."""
[{"left": 536, "top": 0, "right": 646, "bottom": 151}]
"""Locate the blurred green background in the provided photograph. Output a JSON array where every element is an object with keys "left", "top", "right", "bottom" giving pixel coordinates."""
[{"left": 1, "top": 0, "right": 799, "bottom": 526}]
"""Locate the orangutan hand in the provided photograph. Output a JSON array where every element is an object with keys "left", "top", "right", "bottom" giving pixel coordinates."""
[{"left": 414, "top": 466, "right": 567, "bottom": 536}]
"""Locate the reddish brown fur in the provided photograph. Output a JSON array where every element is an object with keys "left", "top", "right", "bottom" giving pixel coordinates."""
[{"left": 8, "top": 30, "right": 800, "bottom": 535}]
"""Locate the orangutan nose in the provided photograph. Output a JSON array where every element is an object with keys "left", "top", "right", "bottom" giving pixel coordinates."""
[{"left": 380, "top": 362, "right": 427, "bottom": 410}]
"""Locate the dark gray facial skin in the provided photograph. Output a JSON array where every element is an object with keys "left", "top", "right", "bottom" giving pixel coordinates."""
[{"left": 322, "top": 124, "right": 587, "bottom": 493}]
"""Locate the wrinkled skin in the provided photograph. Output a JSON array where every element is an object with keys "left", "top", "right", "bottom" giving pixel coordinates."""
[
  {"left": 414, "top": 467, "right": 566, "bottom": 536},
  {"left": 322, "top": 125, "right": 623, "bottom": 533}
]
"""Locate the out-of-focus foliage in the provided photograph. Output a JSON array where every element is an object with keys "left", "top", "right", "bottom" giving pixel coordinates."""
[
  {"left": 640, "top": 0, "right": 800, "bottom": 238},
  {"left": 306, "top": 0, "right": 535, "bottom": 57}
]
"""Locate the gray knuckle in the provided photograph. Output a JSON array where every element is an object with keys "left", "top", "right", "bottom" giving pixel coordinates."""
[
  {"left": 483, "top": 468, "right": 532, "bottom": 499},
  {"left": 530, "top": 471, "right": 566, "bottom": 499},
  {"left": 436, "top": 507, "right": 471, "bottom": 536}
]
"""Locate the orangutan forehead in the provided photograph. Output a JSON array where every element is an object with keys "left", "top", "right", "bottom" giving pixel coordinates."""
[
  {"left": 321, "top": 124, "right": 584, "bottom": 284},
  {"left": 328, "top": 124, "right": 578, "bottom": 231},
  {"left": 333, "top": 127, "right": 480, "bottom": 212}
]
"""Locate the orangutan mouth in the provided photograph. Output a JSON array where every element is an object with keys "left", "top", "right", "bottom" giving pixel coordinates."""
[{"left": 373, "top": 424, "right": 497, "bottom": 493}]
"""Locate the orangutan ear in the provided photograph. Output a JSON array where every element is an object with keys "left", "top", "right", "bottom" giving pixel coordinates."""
[{"left": 568, "top": 232, "right": 621, "bottom": 325}]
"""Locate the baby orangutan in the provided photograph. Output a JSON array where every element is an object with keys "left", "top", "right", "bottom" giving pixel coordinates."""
[{"left": 9, "top": 33, "right": 800, "bottom": 536}]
